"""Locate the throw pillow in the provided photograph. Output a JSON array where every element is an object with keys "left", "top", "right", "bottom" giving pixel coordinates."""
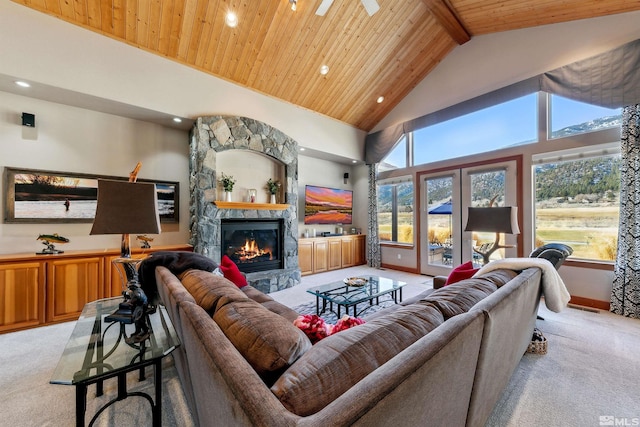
[
  {"left": 220, "top": 255, "right": 248, "bottom": 288},
  {"left": 445, "top": 261, "right": 479, "bottom": 286}
]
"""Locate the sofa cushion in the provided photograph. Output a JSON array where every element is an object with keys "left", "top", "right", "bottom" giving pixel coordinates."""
[
  {"left": 179, "top": 269, "right": 248, "bottom": 315},
  {"left": 271, "top": 303, "right": 444, "bottom": 416},
  {"left": 241, "top": 285, "right": 274, "bottom": 303},
  {"left": 213, "top": 299, "right": 312, "bottom": 375},
  {"left": 420, "top": 269, "right": 517, "bottom": 319},
  {"left": 220, "top": 255, "right": 248, "bottom": 288},
  {"left": 445, "top": 261, "right": 480, "bottom": 285}
]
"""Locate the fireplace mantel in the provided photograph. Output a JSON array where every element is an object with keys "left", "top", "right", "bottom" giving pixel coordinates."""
[{"left": 214, "top": 201, "right": 289, "bottom": 211}]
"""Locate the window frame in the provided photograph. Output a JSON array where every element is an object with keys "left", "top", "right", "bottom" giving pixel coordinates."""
[{"left": 377, "top": 177, "right": 415, "bottom": 246}]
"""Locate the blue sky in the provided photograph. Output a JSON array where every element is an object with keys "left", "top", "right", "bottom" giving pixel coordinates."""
[{"left": 385, "top": 94, "right": 621, "bottom": 168}]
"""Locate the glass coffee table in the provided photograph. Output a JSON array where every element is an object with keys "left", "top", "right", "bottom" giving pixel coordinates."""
[
  {"left": 50, "top": 297, "right": 180, "bottom": 427},
  {"left": 307, "top": 275, "right": 407, "bottom": 318}
]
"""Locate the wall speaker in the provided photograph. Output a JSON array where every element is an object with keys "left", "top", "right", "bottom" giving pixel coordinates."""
[{"left": 22, "top": 113, "right": 35, "bottom": 127}]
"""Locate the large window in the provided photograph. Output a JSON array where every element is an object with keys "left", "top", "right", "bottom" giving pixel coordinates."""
[
  {"left": 377, "top": 179, "right": 414, "bottom": 244},
  {"left": 549, "top": 95, "right": 621, "bottom": 139},
  {"left": 413, "top": 94, "right": 538, "bottom": 165},
  {"left": 533, "top": 149, "right": 620, "bottom": 261}
]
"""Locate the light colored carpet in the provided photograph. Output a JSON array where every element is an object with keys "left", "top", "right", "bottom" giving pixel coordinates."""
[{"left": 2, "top": 267, "right": 639, "bottom": 427}]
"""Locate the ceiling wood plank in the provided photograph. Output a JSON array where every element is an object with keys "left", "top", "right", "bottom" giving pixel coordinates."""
[
  {"left": 423, "top": 0, "right": 470, "bottom": 44},
  {"left": 136, "top": 0, "right": 151, "bottom": 47},
  {"left": 11, "top": 0, "right": 640, "bottom": 131}
]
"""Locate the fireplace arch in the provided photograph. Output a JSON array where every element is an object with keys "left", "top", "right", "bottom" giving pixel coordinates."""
[{"left": 189, "top": 115, "right": 300, "bottom": 293}]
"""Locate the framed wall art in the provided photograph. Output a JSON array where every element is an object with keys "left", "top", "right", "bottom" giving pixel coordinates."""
[{"left": 3, "top": 167, "right": 179, "bottom": 224}]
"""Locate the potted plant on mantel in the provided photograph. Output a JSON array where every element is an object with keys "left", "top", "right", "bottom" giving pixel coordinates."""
[
  {"left": 219, "top": 173, "right": 236, "bottom": 202},
  {"left": 266, "top": 178, "right": 281, "bottom": 204}
]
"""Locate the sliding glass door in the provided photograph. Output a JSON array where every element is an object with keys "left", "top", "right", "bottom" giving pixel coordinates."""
[{"left": 420, "top": 160, "right": 518, "bottom": 276}]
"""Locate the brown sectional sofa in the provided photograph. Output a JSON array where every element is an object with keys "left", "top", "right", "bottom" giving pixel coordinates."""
[{"left": 154, "top": 263, "right": 543, "bottom": 427}]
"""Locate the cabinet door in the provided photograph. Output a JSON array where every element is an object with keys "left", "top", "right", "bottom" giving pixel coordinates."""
[
  {"left": 354, "top": 235, "right": 367, "bottom": 265},
  {"left": 0, "top": 261, "right": 45, "bottom": 333},
  {"left": 341, "top": 238, "right": 354, "bottom": 267},
  {"left": 328, "top": 239, "right": 342, "bottom": 270},
  {"left": 298, "top": 240, "right": 314, "bottom": 276},
  {"left": 46, "top": 257, "right": 104, "bottom": 323},
  {"left": 313, "top": 240, "right": 329, "bottom": 273}
]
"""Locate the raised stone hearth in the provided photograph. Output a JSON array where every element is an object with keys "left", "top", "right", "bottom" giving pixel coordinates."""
[{"left": 189, "top": 116, "right": 300, "bottom": 293}]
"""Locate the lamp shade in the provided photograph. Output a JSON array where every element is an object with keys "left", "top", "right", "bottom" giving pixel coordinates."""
[
  {"left": 90, "top": 180, "right": 161, "bottom": 235},
  {"left": 464, "top": 207, "right": 520, "bottom": 234}
]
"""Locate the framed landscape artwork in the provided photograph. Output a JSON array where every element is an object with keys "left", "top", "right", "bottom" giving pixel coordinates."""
[{"left": 3, "top": 167, "right": 179, "bottom": 223}]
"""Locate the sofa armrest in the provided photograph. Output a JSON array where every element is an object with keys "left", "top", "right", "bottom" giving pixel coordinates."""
[{"left": 433, "top": 276, "right": 447, "bottom": 289}]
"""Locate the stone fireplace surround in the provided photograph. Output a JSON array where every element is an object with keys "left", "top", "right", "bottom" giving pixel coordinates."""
[{"left": 189, "top": 116, "right": 300, "bottom": 294}]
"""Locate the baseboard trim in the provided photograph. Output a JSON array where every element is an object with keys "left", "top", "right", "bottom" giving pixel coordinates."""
[
  {"left": 569, "top": 296, "right": 610, "bottom": 311},
  {"left": 380, "top": 263, "right": 420, "bottom": 274}
]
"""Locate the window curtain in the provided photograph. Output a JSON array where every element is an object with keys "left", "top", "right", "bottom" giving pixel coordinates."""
[
  {"left": 611, "top": 104, "right": 640, "bottom": 318},
  {"left": 367, "top": 163, "right": 381, "bottom": 268}
]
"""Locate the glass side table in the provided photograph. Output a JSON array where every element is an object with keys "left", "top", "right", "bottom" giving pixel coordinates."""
[{"left": 51, "top": 297, "right": 180, "bottom": 427}]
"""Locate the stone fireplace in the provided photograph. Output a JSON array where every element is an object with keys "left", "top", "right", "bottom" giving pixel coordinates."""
[{"left": 189, "top": 116, "right": 300, "bottom": 294}]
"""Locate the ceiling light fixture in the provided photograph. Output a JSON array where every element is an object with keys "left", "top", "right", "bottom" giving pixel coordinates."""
[
  {"left": 377, "top": 96, "right": 384, "bottom": 103},
  {"left": 173, "top": 117, "right": 182, "bottom": 123},
  {"left": 225, "top": 11, "right": 238, "bottom": 28},
  {"left": 352, "top": 160, "right": 357, "bottom": 164},
  {"left": 289, "top": 0, "right": 297, "bottom": 11},
  {"left": 15, "top": 81, "right": 30, "bottom": 88},
  {"left": 319, "top": 65, "right": 330, "bottom": 75}
]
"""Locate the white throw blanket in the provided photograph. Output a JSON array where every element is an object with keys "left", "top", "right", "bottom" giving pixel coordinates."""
[{"left": 473, "top": 258, "right": 571, "bottom": 312}]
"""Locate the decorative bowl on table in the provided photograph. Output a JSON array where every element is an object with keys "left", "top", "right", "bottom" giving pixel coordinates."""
[{"left": 344, "top": 277, "right": 368, "bottom": 287}]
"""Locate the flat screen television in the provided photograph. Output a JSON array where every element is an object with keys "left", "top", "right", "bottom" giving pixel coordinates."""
[{"left": 304, "top": 185, "right": 353, "bottom": 225}]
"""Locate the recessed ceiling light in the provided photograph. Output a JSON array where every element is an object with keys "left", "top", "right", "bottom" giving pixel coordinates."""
[
  {"left": 15, "top": 81, "right": 30, "bottom": 88},
  {"left": 377, "top": 96, "right": 384, "bottom": 103},
  {"left": 299, "top": 147, "right": 306, "bottom": 151},
  {"left": 225, "top": 11, "right": 238, "bottom": 28},
  {"left": 173, "top": 117, "right": 182, "bottom": 123},
  {"left": 319, "top": 65, "right": 330, "bottom": 75},
  {"left": 352, "top": 160, "right": 357, "bottom": 164}
]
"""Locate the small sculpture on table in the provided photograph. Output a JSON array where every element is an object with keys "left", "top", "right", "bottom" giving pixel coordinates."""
[{"left": 37, "top": 234, "right": 69, "bottom": 254}]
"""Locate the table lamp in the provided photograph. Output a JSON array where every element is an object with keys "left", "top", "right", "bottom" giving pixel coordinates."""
[
  {"left": 90, "top": 178, "right": 161, "bottom": 341},
  {"left": 464, "top": 206, "right": 520, "bottom": 265}
]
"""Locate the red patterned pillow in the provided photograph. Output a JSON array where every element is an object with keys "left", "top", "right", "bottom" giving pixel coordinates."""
[
  {"left": 445, "top": 261, "right": 479, "bottom": 286},
  {"left": 220, "top": 255, "right": 248, "bottom": 288}
]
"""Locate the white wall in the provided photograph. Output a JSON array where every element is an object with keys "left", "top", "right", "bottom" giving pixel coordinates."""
[{"left": 0, "top": 91, "right": 190, "bottom": 254}]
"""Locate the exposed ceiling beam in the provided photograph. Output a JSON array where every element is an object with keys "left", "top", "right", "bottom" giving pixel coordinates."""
[{"left": 422, "top": 0, "right": 471, "bottom": 45}]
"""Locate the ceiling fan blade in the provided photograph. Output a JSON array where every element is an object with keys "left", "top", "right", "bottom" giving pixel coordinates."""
[
  {"left": 315, "top": 0, "right": 334, "bottom": 16},
  {"left": 361, "top": 0, "right": 379, "bottom": 16}
]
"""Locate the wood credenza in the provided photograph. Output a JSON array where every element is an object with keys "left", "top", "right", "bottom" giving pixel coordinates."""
[
  {"left": 0, "top": 244, "right": 192, "bottom": 334},
  {"left": 298, "top": 235, "right": 366, "bottom": 276}
]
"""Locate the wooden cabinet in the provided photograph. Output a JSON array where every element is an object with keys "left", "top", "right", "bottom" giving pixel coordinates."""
[
  {"left": 298, "top": 240, "right": 314, "bottom": 276},
  {"left": 328, "top": 239, "right": 342, "bottom": 270},
  {"left": 299, "top": 235, "right": 366, "bottom": 276},
  {"left": 0, "top": 244, "right": 191, "bottom": 333},
  {"left": 0, "top": 261, "right": 45, "bottom": 333}
]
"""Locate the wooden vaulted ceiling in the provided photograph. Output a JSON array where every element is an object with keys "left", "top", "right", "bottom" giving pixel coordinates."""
[{"left": 11, "top": 0, "right": 640, "bottom": 131}]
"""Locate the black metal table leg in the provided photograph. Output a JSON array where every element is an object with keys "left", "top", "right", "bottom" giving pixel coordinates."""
[
  {"left": 153, "top": 359, "right": 162, "bottom": 427},
  {"left": 76, "top": 383, "right": 87, "bottom": 427}
]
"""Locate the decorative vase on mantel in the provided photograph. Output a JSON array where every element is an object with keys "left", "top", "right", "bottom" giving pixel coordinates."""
[
  {"left": 270, "top": 194, "right": 277, "bottom": 204},
  {"left": 224, "top": 191, "right": 232, "bottom": 202}
]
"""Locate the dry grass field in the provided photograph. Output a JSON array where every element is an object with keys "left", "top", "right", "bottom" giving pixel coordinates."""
[{"left": 380, "top": 206, "right": 619, "bottom": 261}]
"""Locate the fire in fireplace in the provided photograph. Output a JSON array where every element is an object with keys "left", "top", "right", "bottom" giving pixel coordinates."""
[{"left": 221, "top": 219, "right": 284, "bottom": 273}]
